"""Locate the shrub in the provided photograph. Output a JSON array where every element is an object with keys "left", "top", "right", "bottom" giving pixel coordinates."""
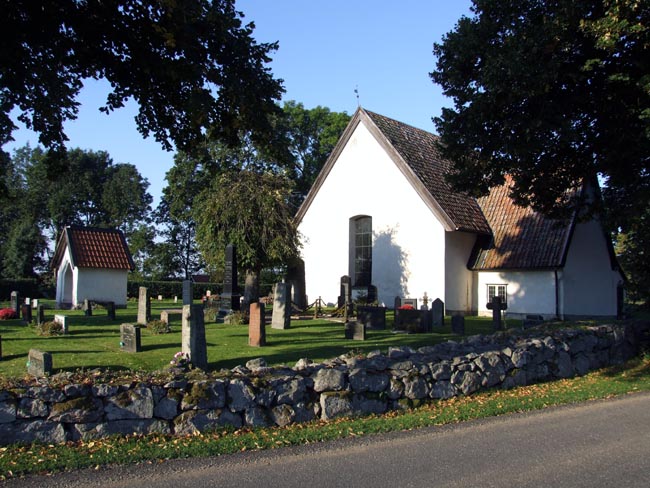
[
  {"left": 0, "top": 308, "right": 18, "bottom": 320},
  {"left": 35, "top": 321, "right": 63, "bottom": 336},
  {"left": 147, "top": 319, "right": 171, "bottom": 335},
  {"left": 203, "top": 306, "right": 219, "bottom": 323}
]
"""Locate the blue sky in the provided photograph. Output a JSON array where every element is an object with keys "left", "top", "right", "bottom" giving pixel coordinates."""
[{"left": 6, "top": 1, "right": 473, "bottom": 206}]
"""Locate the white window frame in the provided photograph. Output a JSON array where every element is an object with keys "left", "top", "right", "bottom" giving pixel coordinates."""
[{"left": 487, "top": 284, "right": 507, "bottom": 307}]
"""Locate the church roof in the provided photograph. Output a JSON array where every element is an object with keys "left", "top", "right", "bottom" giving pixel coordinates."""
[
  {"left": 469, "top": 176, "right": 574, "bottom": 270},
  {"left": 52, "top": 226, "right": 134, "bottom": 271}
]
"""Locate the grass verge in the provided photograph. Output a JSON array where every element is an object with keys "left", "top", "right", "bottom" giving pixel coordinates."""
[{"left": 2, "top": 354, "right": 649, "bottom": 480}]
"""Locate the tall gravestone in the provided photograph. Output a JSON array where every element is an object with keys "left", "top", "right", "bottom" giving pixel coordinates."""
[
  {"left": 271, "top": 282, "right": 291, "bottom": 329},
  {"left": 287, "top": 257, "right": 307, "bottom": 310},
  {"left": 182, "top": 280, "right": 193, "bottom": 306},
  {"left": 182, "top": 304, "right": 208, "bottom": 369},
  {"left": 137, "top": 287, "right": 151, "bottom": 325},
  {"left": 432, "top": 298, "right": 445, "bottom": 327},
  {"left": 338, "top": 275, "right": 352, "bottom": 308},
  {"left": 21, "top": 304, "right": 32, "bottom": 324},
  {"left": 36, "top": 305, "right": 45, "bottom": 326},
  {"left": 394, "top": 296, "right": 402, "bottom": 310},
  {"left": 249, "top": 302, "right": 266, "bottom": 347},
  {"left": 220, "top": 244, "right": 240, "bottom": 312},
  {"left": 120, "top": 324, "right": 142, "bottom": 352},
  {"left": 10, "top": 291, "right": 19, "bottom": 315},
  {"left": 487, "top": 296, "right": 507, "bottom": 331}
]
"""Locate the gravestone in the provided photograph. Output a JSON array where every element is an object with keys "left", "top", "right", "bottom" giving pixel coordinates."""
[
  {"left": 137, "top": 287, "right": 151, "bottom": 325},
  {"left": 338, "top": 275, "right": 352, "bottom": 308},
  {"left": 158, "top": 295, "right": 163, "bottom": 301},
  {"left": 10, "top": 291, "right": 20, "bottom": 315},
  {"left": 36, "top": 304, "right": 45, "bottom": 326},
  {"left": 24, "top": 297, "right": 31, "bottom": 305},
  {"left": 120, "top": 324, "right": 142, "bottom": 353},
  {"left": 487, "top": 296, "right": 507, "bottom": 331},
  {"left": 27, "top": 349, "right": 52, "bottom": 376},
  {"left": 206, "top": 290, "right": 211, "bottom": 297},
  {"left": 451, "top": 315, "right": 465, "bottom": 335},
  {"left": 271, "top": 282, "right": 291, "bottom": 329},
  {"left": 174, "top": 296, "right": 178, "bottom": 304},
  {"left": 32, "top": 298, "right": 39, "bottom": 309},
  {"left": 182, "top": 304, "right": 208, "bottom": 369},
  {"left": 356, "top": 306, "right": 386, "bottom": 330},
  {"left": 421, "top": 309, "right": 433, "bottom": 332},
  {"left": 432, "top": 298, "right": 445, "bottom": 327},
  {"left": 421, "top": 292, "right": 430, "bottom": 310},
  {"left": 21, "top": 304, "right": 32, "bottom": 324},
  {"left": 182, "top": 280, "right": 193, "bottom": 305},
  {"left": 54, "top": 315, "right": 68, "bottom": 334},
  {"left": 345, "top": 321, "right": 366, "bottom": 340},
  {"left": 248, "top": 302, "right": 266, "bottom": 347},
  {"left": 106, "top": 301, "right": 116, "bottom": 320},
  {"left": 394, "top": 296, "right": 402, "bottom": 310},
  {"left": 220, "top": 244, "right": 240, "bottom": 312},
  {"left": 83, "top": 299, "right": 92, "bottom": 316},
  {"left": 287, "top": 257, "right": 307, "bottom": 310}
]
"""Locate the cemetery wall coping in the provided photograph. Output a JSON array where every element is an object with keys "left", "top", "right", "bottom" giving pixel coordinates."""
[{"left": 0, "top": 322, "right": 646, "bottom": 446}]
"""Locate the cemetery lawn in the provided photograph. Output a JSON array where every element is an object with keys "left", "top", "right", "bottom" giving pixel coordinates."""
[
  {"left": 0, "top": 299, "right": 513, "bottom": 378},
  {"left": 1, "top": 354, "right": 649, "bottom": 479}
]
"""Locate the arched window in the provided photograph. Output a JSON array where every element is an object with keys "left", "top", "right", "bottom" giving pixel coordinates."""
[{"left": 350, "top": 216, "right": 372, "bottom": 286}]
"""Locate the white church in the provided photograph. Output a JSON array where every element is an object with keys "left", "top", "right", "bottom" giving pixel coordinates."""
[{"left": 295, "top": 108, "right": 624, "bottom": 319}]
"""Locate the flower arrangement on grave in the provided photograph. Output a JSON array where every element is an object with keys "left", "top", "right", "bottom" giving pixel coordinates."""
[
  {"left": 0, "top": 308, "right": 18, "bottom": 320},
  {"left": 35, "top": 321, "right": 63, "bottom": 336},
  {"left": 398, "top": 304, "right": 414, "bottom": 310},
  {"left": 169, "top": 351, "right": 191, "bottom": 371}
]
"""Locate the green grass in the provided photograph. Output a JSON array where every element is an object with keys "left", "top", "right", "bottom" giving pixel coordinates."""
[
  {"left": 0, "top": 299, "right": 511, "bottom": 378},
  {"left": 1, "top": 355, "right": 649, "bottom": 480}
]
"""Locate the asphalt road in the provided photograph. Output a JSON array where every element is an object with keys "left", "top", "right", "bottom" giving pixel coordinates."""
[{"left": 5, "top": 392, "right": 650, "bottom": 488}]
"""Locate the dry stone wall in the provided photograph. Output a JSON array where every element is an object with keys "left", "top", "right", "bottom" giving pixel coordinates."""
[{"left": 0, "top": 324, "right": 640, "bottom": 446}]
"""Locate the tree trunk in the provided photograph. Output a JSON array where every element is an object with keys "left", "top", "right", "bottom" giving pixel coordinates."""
[{"left": 243, "top": 268, "right": 260, "bottom": 312}]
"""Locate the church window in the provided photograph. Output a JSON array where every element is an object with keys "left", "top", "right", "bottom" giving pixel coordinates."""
[
  {"left": 350, "top": 216, "right": 372, "bottom": 286},
  {"left": 487, "top": 284, "right": 507, "bottom": 306}
]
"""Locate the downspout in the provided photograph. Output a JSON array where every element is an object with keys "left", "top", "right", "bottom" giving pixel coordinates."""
[{"left": 554, "top": 269, "right": 562, "bottom": 320}]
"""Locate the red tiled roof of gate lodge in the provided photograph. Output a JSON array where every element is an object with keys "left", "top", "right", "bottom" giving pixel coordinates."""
[{"left": 53, "top": 226, "right": 134, "bottom": 270}]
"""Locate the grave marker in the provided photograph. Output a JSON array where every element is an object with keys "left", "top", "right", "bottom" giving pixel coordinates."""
[
  {"left": 120, "top": 324, "right": 142, "bottom": 353},
  {"left": 36, "top": 304, "right": 45, "bottom": 325},
  {"left": 421, "top": 292, "right": 430, "bottom": 310},
  {"left": 182, "top": 304, "right": 208, "bottom": 369},
  {"left": 10, "top": 291, "right": 19, "bottom": 315},
  {"left": 338, "top": 275, "right": 352, "bottom": 308},
  {"left": 83, "top": 299, "right": 92, "bottom": 316},
  {"left": 27, "top": 349, "right": 52, "bottom": 376},
  {"left": 106, "top": 301, "right": 116, "bottom": 320},
  {"left": 345, "top": 321, "right": 366, "bottom": 340},
  {"left": 451, "top": 315, "right": 465, "bottom": 335},
  {"left": 158, "top": 295, "right": 163, "bottom": 301},
  {"left": 32, "top": 298, "right": 39, "bottom": 309},
  {"left": 432, "top": 298, "right": 445, "bottom": 327},
  {"left": 137, "top": 287, "right": 151, "bottom": 325},
  {"left": 356, "top": 306, "right": 386, "bottom": 330},
  {"left": 21, "top": 304, "right": 32, "bottom": 324},
  {"left": 394, "top": 296, "right": 402, "bottom": 310},
  {"left": 248, "top": 302, "right": 266, "bottom": 347},
  {"left": 287, "top": 257, "right": 307, "bottom": 310},
  {"left": 487, "top": 296, "right": 507, "bottom": 331},
  {"left": 220, "top": 244, "right": 240, "bottom": 312},
  {"left": 54, "top": 315, "right": 68, "bottom": 334},
  {"left": 402, "top": 297, "right": 418, "bottom": 309},
  {"left": 271, "top": 282, "right": 291, "bottom": 329},
  {"left": 182, "top": 280, "right": 193, "bottom": 305}
]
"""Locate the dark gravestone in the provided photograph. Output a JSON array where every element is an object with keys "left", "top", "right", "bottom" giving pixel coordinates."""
[
  {"left": 182, "top": 280, "right": 193, "bottom": 306},
  {"left": 287, "top": 257, "right": 307, "bottom": 310},
  {"left": 345, "top": 321, "right": 366, "bottom": 340},
  {"left": 21, "top": 304, "right": 32, "bottom": 324},
  {"left": 249, "top": 302, "right": 266, "bottom": 347},
  {"left": 83, "top": 299, "right": 92, "bottom": 316},
  {"left": 10, "top": 291, "right": 20, "bottom": 315},
  {"left": 106, "top": 301, "right": 116, "bottom": 320},
  {"left": 451, "top": 315, "right": 465, "bottom": 336},
  {"left": 182, "top": 305, "right": 208, "bottom": 369},
  {"left": 431, "top": 298, "right": 444, "bottom": 327},
  {"left": 271, "top": 282, "right": 291, "bottom": 329},
  {"left": 36, "top": 305, "right": 45, "bottom": 326},
  {"left": 394, "top": 296, "right": 402, "bottom": 310},
  {"left": 27, "top": 349, "right": 53, "bottom": 376},
  {"left": 338, "top": 275, "right": 352, "bottom": 308},
  {"left": 120, "top": 324, "right": 142, "bottom": 353},
  {"left": 356, "top": 306, "right": 386, "bottom": 330},
  {"left": 421, "top": 309, "right": 433, "bottom": 332},
  {"left": 487, "top": 296, "right": 508, "bottom": 331},
  {"left": 137, "top": 287, "right": 151, "bottom": 325},
  {"left": 220, "top": 244, "right": 240, "bottom": 312}
]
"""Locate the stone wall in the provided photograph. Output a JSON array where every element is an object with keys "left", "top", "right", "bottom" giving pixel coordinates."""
[{"left": 0, "top": 324, "right": 641, "bottom": 446}]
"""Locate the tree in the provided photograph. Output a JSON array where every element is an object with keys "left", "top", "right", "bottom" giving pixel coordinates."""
[
  {"left": 194, "top": 170, "right": 300, "bottom": 306},
  {"left": 430, "top": 0, "right": 650, "bottom": 222},
  {"left": 1, "top": 0, "right": 283, "bottom": 157}
]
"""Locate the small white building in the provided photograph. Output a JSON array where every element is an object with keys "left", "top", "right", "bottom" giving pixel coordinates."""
[
  {"left": 295, "top": 108, "right": 625, "bottom": 319},
  {"left": 52, "top": 226, "right": 134, "bottom": 308}
]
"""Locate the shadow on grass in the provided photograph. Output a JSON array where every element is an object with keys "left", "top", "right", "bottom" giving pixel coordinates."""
[{"left": 599, "top": 356, "right": 650, "bottom": 381}]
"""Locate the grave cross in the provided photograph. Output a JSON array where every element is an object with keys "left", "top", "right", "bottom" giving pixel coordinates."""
[{"left": 487, "top": 296, "right": 508, "bottom": 331}]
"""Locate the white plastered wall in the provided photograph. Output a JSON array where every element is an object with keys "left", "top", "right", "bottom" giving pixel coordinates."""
[
  {"left": 445, "top": 231, "right": 478, "bottom": 314},
  {"left": 298, "top": 121, "right": 447, "bottom": 307},
  {"left": 477, "top": 270, "right": 557, "bottom": 319},
  {"left": 74, "top": 268, "right": 129, "bottom": 307},
  {"left": 560, "top": 219, "right": 622, "bottom": 318}
]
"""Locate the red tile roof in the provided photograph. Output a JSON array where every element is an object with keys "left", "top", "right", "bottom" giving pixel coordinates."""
[
  {"left": 364, "top": 110, "right": 492, "bottom": 235},
  {"left": 53, "top": 226, "right": 134, "bottom": 270},
  {"left": 470, "top": 176, "right": 573, "bottom": 269}
]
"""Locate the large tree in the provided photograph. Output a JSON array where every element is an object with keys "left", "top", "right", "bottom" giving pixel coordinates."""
[
  {"left": 1, "top": 0, "right": 283, "bottom": 158},
  {"left": 431, "top": 0, "right": 650, "bottom": 221},
  {"left": 194, "top": 170, "right": 300, "bottom": 306}
]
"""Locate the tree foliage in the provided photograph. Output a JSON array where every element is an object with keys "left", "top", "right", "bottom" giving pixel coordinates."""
[
  {"left": 1, "top": 0, "right": 283, "bottom": 156},
  {"left": 431, "top": 0, "right": 650, "bottom": 222}
]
